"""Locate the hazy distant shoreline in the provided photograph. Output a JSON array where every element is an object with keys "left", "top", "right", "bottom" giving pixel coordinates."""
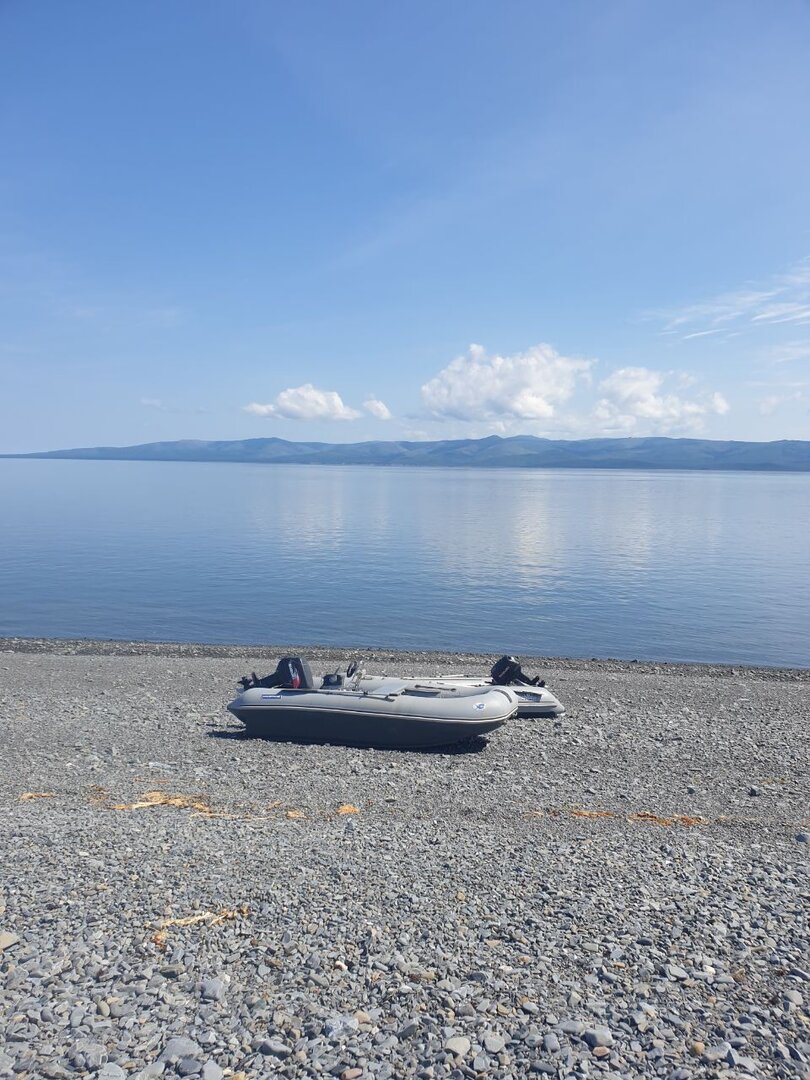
[{"left": 4, "top": 432, "right": 810, "bottom": 471}]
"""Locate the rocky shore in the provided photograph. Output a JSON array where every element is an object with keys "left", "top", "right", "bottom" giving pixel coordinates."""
[{"left": 1, "top": 640, "right": 808, "bottom": 1080}]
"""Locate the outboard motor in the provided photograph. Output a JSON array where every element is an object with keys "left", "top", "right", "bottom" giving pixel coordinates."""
[
  {"left": 490, "top": 655, "right": 545, "bottom": 687},
  {"left": 282, "top": 657, "right": 315, "bottom": 689},
  {"left": 238, "top": 656, "right": 315, "bottom": 691}
]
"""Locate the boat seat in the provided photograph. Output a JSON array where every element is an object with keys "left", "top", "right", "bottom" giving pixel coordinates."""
[{"left": 362, "top": 678, "right": 408, "bottom": 698}]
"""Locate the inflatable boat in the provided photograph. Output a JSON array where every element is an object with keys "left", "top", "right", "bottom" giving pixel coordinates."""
[
  {"left": 359, "top": 656, "right": 564, "bottom": 718},
  {"left": 228, "top": 657, "right": 518, "bottom": 749}
]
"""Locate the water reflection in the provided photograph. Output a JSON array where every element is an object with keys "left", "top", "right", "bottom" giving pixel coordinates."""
[
  {"left": 0, "top": 460, "right": 808, "bottom": 666},
  {"left": 246, "top": 467, "right": 351, "bottom": 551}
]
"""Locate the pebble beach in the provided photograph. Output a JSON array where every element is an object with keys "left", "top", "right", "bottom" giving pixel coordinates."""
[{"left": 1, "top": 639, "right": 808, "bottom": 1080}]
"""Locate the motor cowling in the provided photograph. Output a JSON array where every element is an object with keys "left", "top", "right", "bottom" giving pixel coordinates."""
[
  {"left": 490, "top": 655, "right": 545, "bottom": 687},
  {"left": 238, "top": 656, "right": 315, "bottom": 691},
  {"left": 490, "top": 656, "right": 523, "bottom": 685}
]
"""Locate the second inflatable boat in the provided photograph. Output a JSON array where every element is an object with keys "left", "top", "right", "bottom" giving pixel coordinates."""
[{"left": 228, "top": 657, "right": 518, "bottom": 749}]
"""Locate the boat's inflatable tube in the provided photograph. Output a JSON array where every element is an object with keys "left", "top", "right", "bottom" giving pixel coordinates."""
[{"left": 227, "top": 680, "right": 518, "bottom": 749}]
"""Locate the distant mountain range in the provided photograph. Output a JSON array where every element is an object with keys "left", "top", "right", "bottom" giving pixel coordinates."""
[{"left": 4, "top": 434, "right": 810, "bottom": 470}]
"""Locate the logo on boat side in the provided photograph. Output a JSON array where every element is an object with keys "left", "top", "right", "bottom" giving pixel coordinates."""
[
  {"left": 473, "top": 702, "right": 486, "bottom": 710},
  {"left": 260, "top": 693, "right": 282, "bottom": 699}
]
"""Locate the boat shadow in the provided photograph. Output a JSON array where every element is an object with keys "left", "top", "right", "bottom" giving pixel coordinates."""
[{"left": 206, "top": 728, "right": 490, "bottom": 755}]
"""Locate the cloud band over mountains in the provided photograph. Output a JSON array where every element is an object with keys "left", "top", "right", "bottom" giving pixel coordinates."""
[{"left": 242, "top": 341, "right": 731, "bottom": 437}]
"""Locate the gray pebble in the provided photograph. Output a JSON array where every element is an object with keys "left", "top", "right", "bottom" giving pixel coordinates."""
[
  {"left": 665, "top": 963, "right": 689, "bottom": 980},
  {"left": 703, "top": 1042, "right": 731, "bottom": 1062},
  {"left": 258, "top": 1039, "right": 292, "bottom": 1058},
  {"left": 160, "top": 1038, "right": 202, "bottom": 1062},
  {"left": 201, "top": 977, "right": 225, "bottom": 1001},
  {"left": 445, "top": 1036, "right": 471, "bottom": 1057},
  {"left": 558, "top": 1020, "right": 584, "bottom": 1036},
  {"left": 583, "top": 1026, "right": 614, "bottom": 1048},
  {"left": 323, "top": 1015, "right": 359, "bottom": 1038},
  {"left": 98, "top": 1067, "right": 127, "bottom": 1080},
  {"left": 542, "top": 1033, "right": 560, "bottom": 1054}
]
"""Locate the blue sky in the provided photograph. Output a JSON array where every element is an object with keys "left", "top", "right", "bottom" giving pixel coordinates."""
[{"left": 2, "top": 0, "right": 810, "bottom": 452}]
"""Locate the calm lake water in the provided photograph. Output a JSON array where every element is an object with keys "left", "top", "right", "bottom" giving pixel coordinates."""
[{"left": 1, "top": 459, "right": 808, "bottom": 667}]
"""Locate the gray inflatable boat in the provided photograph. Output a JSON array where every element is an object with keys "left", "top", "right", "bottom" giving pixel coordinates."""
[
  {"left": 228, "top": 658, "right": 518, "bottom": 749},
  {"left": 359, "top": 656, "right": 564, "bottom": 718}
]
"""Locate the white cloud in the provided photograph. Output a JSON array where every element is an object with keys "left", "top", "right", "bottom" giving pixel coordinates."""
[
  {"left": 363, "top": 398, "right": 392, "bottom": 420},
  {"left": 681, "top": 328, "right": 724, "bottom": 340},
  {"left": 595, "top": 367, "right": 730, "bottom": 434},
  {"left": 768, "top": 341, "right": 810, "bottom": 365},
  {"left": 752, "top": 303, "right": 810, "bottom": 324},
  {"left": 138, "top": 397, "right": 208, "bottom": 416},
  {"left": 421, "top": 343, "right": 592, "bottom": 422},
  {"left": 244, "top": 384, "right": 361, "bottom": 421},
  {"left": 759, "top": 391, "right": 803, "bottom": 415},
  {"left": 651, "top": 258, "right": 810, "bottom": 338},
  {"left": 710, "top": 392, "right": 731, "bottom": 415}
]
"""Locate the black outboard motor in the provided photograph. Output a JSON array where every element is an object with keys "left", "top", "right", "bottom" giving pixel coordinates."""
[
  {"left": 490, "top": 655, "right": 545, "bottom": 687},
  {"left": 238, "top": 657, "right": 315, "bottom": 691}
]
